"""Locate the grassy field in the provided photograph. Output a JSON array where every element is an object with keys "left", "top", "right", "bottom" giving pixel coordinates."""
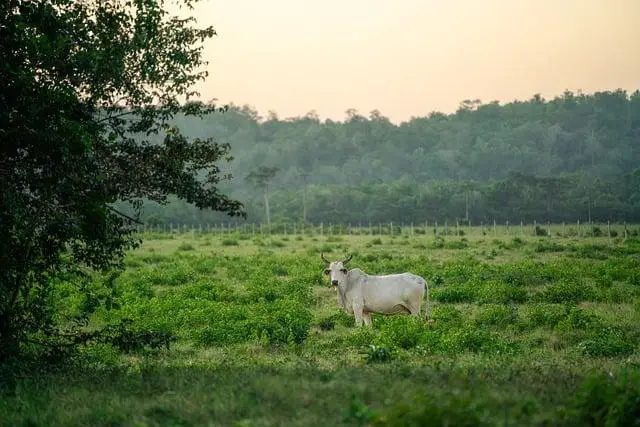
[{"left": 2, "top": 228, "right": 640, "bottom": 426}]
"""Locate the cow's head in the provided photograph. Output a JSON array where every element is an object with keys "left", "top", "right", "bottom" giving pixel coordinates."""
[{"left": 321, "top": 253, "right": 353, "bottom": 286}]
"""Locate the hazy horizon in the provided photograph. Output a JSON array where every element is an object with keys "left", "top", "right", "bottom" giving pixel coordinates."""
[{"left": 175, "top": 0, "right": 640, "bottom": 123}]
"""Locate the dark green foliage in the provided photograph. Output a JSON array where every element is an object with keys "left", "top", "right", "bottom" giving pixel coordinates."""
[
  {"left": 476, "top": 281, "right": 527, "bottom": 304},
  {"left": 374, "top": 390, "right": 491, "bottom": 427},
  {"left": 253, "top": 299, "right": 314, "bottom": 345},
  {"left": 431, "top": 284, "right": 477, "bottom": 303},
  {"left": 536, "top": 279, "right": 595, "bottom": 303},
  {"left": 379, "top": 316, "right": 428, "bottom": 349},
  {"left": 0, "top": 0, "right": 244, "bottom": 362},
  {"left": 567, "top": 368, "right": 640, "bottom": 426},
  {"left": 526, "top": 303, "right": 569, "bottom": 328},
  {"left": 578, "top": 327, "right": 636, "bottom": 357},
  {"left": 361, "top": 344, "right": 395, "bottom": 363},
  {"left": 221, "top": 238, "right": 239, "bottom": 246},
  {"left": 476, "top": 304, "right": 519, "bottom": 327}
]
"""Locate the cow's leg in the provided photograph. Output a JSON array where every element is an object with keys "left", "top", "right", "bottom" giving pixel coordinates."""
[
  {"left": 363, "top": 312, "right": 372, "bottom": 327},
  {"left": 353, "top": 304, "right": 364, "bottom": 327}
]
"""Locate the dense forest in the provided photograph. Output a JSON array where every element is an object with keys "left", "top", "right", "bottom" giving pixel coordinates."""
[{"left": 119, "top": 89, "right": 640, "bottom": 225}]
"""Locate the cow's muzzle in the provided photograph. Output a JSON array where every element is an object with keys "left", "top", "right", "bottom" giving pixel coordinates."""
[{"left": 331, "top": 280, "right": 339, "bottom": 286}]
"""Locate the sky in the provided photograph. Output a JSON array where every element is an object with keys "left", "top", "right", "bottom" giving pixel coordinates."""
[{"left": 174, "top": 0, "right": 640, "bottom": 123}]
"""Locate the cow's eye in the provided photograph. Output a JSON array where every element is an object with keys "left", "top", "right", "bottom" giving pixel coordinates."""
[
  {"left": 324, "top": 269, "right": 330, "bottom": 275},
  {"left": 340, "top": 269, "right": 348, "bottom": 274}
]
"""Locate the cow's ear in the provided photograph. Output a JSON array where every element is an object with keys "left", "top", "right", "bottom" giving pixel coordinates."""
[{"left": 324, "top": 269, "right": 330, "bottom": 275}]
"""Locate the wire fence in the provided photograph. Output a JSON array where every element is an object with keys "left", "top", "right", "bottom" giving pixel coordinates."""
[{"left": 134, "top": 220, "right": 637, "bottom": 240}]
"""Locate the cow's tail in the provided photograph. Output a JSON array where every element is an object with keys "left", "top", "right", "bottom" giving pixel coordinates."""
[{"left": 423, "top": 279, "right": 430, "bottom": 322}]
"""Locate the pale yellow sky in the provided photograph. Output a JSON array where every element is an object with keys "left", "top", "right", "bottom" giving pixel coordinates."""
[{"left": 177, "top": 0, "right": 640, "bottom": 123}]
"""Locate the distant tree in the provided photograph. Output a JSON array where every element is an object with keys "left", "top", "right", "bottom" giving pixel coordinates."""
[
  {"left": 245, "top": 166, "right": 279, "bottom": 228},
  {"left": 0, "top": 0, "right": 245, "bottom": 363}
]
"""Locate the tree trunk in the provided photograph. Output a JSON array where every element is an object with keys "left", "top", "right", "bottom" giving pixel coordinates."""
[
  {"left": 264, "top": 185, "right": 271, "bottom": 229},
  {"left": 302, "top": 184, "right": 307, "bottom": 224}
]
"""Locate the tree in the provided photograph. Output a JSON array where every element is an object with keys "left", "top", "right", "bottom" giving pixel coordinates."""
[
  {"left": 0, "top": 0, "right": 245, "bottom": 363},
  {"left": 245, "top": 166, "right": 279, "bottom": 228}
]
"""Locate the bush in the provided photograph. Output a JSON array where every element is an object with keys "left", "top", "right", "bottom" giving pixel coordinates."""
[
  {"left": 361, "top": 344, "right": 395, "bottom": 363},
  {"left": 431, "top": 305, "right": 464, "bottom": 326},
  {"left": 317, "top": 311, "right": 353, "bottom": 330},
  {"left": 534, "top": 225, "right": 548, "bottom": 236},
  {"left": 432, "top": 284, "right": 477, "bottom": 303},
  {"left": 567, "top": 368, "right": 640, "bottom": 426},
  {"left": 439, "top": 327, "right": 516, "bottom": 354},
  {"left": 373, "top": 391, "right": 491, "bottom": 427},
  {"left": 221, "top": 238, "right": 239, "bottom": 246},
  {"left": 578, "top": 326, "right": 635, "bottom": 357},
  {"left": 554, "top": 307, "right": 602, "bottom": 334},
  {"left": 177, "top": 243, "right": 195, "bottom": 251},
  {"left": 252, "top": 298, "right": 313, "bottom": 345},
  {"left": 536, "top": 279, "right": 595, "bottom": 303},
  {"left": 372, "top": 238, "right": 383, "bottom": 245},
  {"left": 476, "top": 281, "right": 527, "bottom": 304},
  {"left": 526, "top": 303, "right": 568, "bottom": 328},
  {"left": 379, "top": 316, "right": 428, "bottom": 349},
  {"left": 476, "top": 304, "right": 518, "bottom": 327}
]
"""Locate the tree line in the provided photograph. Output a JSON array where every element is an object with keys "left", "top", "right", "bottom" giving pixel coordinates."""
[{"left": 120, "top": 90, "right": 640, "bottom": 225}]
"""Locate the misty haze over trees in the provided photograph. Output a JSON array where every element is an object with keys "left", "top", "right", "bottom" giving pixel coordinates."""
[{"left": 119, "top": 89, "right": 640, "bottom": 226}]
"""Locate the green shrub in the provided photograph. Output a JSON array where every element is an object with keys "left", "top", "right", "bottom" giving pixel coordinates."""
[
  {"left": 379, "top": 316, "right": 428, "bottom": 349},
  {"left": 252, "top": 298, "right": 313, "bottom": 345},
  {"left": 374, "top": 390, "right": 491, "bottom": 427},
  {"left": 476, "top": 281, "right": 527, "bottom": 304},
  {"left": 476, "top": 304, "right": 518, "bottom": 327},
  {"left": 372, "top": 238, "right": 383, "bottom": 245},
  {"left": 177, "top": 243, "right": 195, "bottom": 251},
  {"left": 361, "top": 344, "right": 395, "bottom": 363},
  {"left": 526, "top": 303, "right": 568, "bottom": 328},
  {"left": 432, "top": 284, "right": 477, "bottom": 303},
  {"left": 567, "top": 368, "right": 640, "bottom": 426},
  {"left": 221, "top": 238, "right": 239, "bottom": 246},
  {"left": 431, "top": 305, "right": 464, "bottom": 326},
  {"left": 536, "top": 279, "right": 595, "bottom": 303},
  {"left": 439, "top": 327, "right": 516, "bottom": 354},
  {"left": 554, "top": 307, "right": 602, "bottom": 333},
  {"left": 578, "top": 326, "right": 635, "bottom": 357}
]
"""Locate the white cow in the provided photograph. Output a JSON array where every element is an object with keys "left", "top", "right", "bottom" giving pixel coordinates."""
[{"left": 321, "top": 253, "right": 429, "bottom": 327}]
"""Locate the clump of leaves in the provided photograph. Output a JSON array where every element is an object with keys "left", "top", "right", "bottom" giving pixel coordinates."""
[
  {"left": 221, "top": 238, "right": 239, "bottom": 246},
  {"left": 361, "top": 344, "right": 395, "bottom": 363},
  {"left": 577, "top": 327, "right": 635, "bottom": 357},
  {"left": 476, "top": 304, "right": 518, "bottom": 327},
  {"left": 566, "top": 368, "right": 640, "bottom": 426},
  {"left": 379, "top": 316, "right": 428, "bottom": 349},
  {"left": 535, "top": 279, "right": 595, "bottom": 303},
  {"left": 177, "top": 243, "right": 195, "bottom": 251}
]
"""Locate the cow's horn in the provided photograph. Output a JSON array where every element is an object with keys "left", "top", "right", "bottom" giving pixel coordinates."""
[
  {"left": 342, "top": 254, "right": 353, "bottom": 265},
  {"left": 321, "top": 252, "right": 330, "bottom": 264}
]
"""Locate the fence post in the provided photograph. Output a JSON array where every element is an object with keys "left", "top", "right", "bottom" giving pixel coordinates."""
[
  {"left": 456, "top": 220, "right": 459, "bottom": 236},
  {"left": 444, "top": 220, "right": 448, "bottom": 236},
  {"left": 435, "top": 221, "right": 438, "bottom": 236},
  {"left": 624, "top": 221, "right": 628, "bottom": 240},
  {"left": 520, "top": 221, "right": 523, "bottom": 235},
  {"left": 562, "top": 222, "right": 565, "bottom": 236},
  {"left": 607, "top": 221, "right": 611, "bottom": 242},
  {"left": 493, "top": 219, "right": 496, "bottom": 236},
  {"left": 547, "top": 221, "right": 551, "bottom": 237},
  {"left": 506, "top": 220, "right": 509, "bottom": 236},
  {"left": 577, "top": 220, "right": 580, "bottom": 237}
]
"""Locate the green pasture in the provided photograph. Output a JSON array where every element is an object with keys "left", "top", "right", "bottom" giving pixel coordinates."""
[{"left": 2, "top": 228, "right": 640, "bottom": 426}]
